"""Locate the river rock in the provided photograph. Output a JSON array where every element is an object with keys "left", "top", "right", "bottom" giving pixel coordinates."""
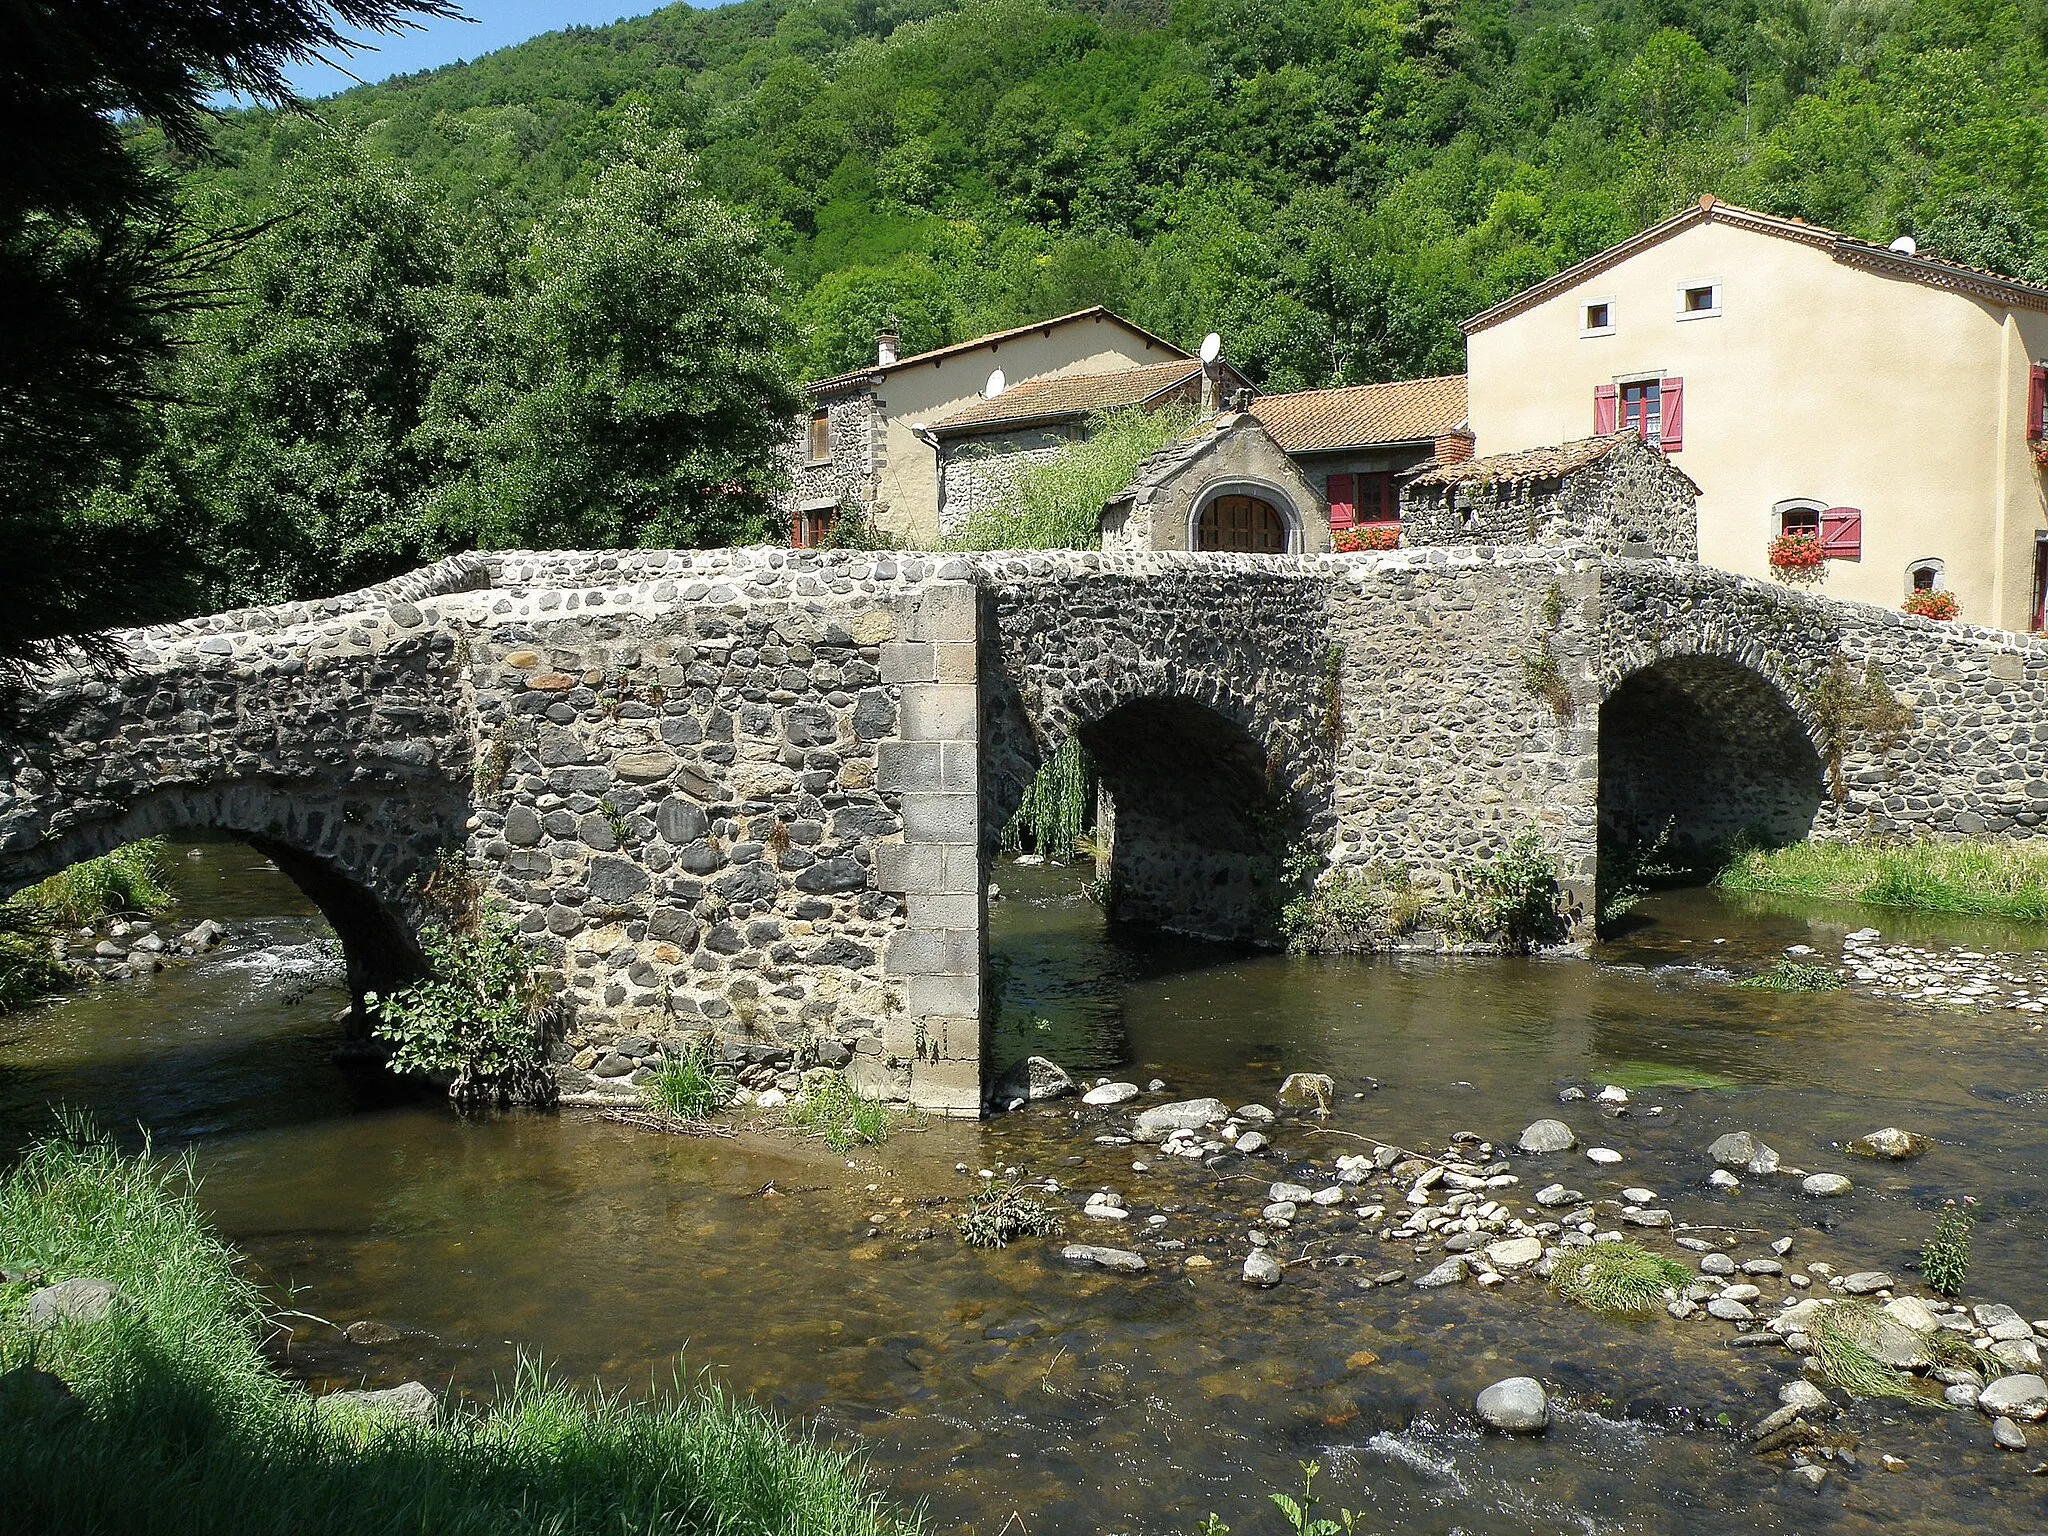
[
  {"left": 1779, "top": 1380, "right": 1834, "bottom": 1415},
  {"left": 1486, "top": 1237, "right": 1544, "bottom": 1270},
  {"left": 1082, "top": 1082, "right": 1139, "bottom": 1106},
  {"left": 343, "top": 1320, "right": 403, "bottom": 1345},
  {"left": 1269, "top": 1181, "right": 1313, "bottom": 1204},
  {"left": 1700, "top": 1252, "right": 1736, "bottom": 1275},
  {"left": 1234, "top": 1131, "right": 1270, "bottom": 1154},
  {"left": 993, "top": 1056, "right": 1073, "bottom": 1106},
  {"left": 1839, "top": 1271, "right": 1894, "bottom": 1295},
  {"left": 1980, "top": 1375, "right": 2048, "bottom": 1421},
  {"left": 1475, "top": 1377, "right": 1550, "bottom": 1433},
  {"left": 181, "top": 919, "right": 226, "bottom": 951},
  {"left": 1262, "top": 1201, "right": 1298, "bottom": 1222},
  {"left": 1235, "top": 1104, "right": 1276, "bottom": 1124},
  {"left": 1134, "top": 1099, "right": 1228, "bottom": 1140},
  {"left": 1709, "top": 1131, "right": 1781, "bottom": 1175},
  {"left": 1585, "top": 1147, "right": 1622, "bottom": 1166},
  {"left": 1062, "top": 1245, "right": 1147, "bottom": 1274},
  {"left": 1243, "top": 1250, "right": 1284, "bottom": 1286},
  {"left": 1835, "top": 1306, "right": 1930, "bottom": 1369},
  {"left": 1707, "top": 1298, "right": 1755, "bottom": 1322},
  {"left": 1995, "top": 1416, "right": 2030, "bottom": 1450},
  {"left": 1535, "top": 1184, "right": 1582, "bottom": 1208},
  {"left": 1276, "top": 1072, "right": 1335, "bottom": 1114},
  {"left": 1519, "top": 1119, "right": 1577, "bottom": 1153},
  {"left": 1802, "top": 1173, "right": 1853, "bottom": 1197},
  {"left": 314, "top": 1380, "right": 438, "bottom": 1427},
  {"left": 1848, "top": 1127, "right": 1931, "bottom": 1161},
  {"left": 25, "top": 1277, "right": 127, "bottom": 1331},
  {"left": 1883, "top": 1296, "right": 1942, "bottom": 1333},
  {"left": 1415, "top": 1257, "right": 1469, "bottom": 1288}
]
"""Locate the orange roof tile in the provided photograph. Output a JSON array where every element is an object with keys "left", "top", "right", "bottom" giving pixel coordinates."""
[
  {"left": 1405, "top": 433, "right": 1639, "bottom": 488},
  {"left": 930, "top": 359, "right": 1216, "bottom": 434},
  {"left": 1248, "top": 375, "right": 1468, "bottom": 452}
]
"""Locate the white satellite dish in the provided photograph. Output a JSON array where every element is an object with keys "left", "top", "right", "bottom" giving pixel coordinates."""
[
  {"left": 1198, "top": 331, "right": 1222, "bottom": 364},
  {"left": 984, "top": 368, "right": 1006, "bottom": 398},
  {"left": 1890, "top": 235, "right": 1918, "bottom": 256}
]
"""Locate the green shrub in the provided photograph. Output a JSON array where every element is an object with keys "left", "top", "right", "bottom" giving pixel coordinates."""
[
  {"left": 11, "top": 840, "right": 177, "bottom": 928},
  {"left": 943, "top": 402, "right": 1196, "bottom": 551},
  {"left": 787, "top": 1072, "right": 893, "bottom": 1153},
  {"left": 1551, "top": 1241, "right": 1690, "bottom": 1316},
  {"left": 956, "top": 1177, "right": 1064, "bottom": 1249},
  {"left": 641, "top": 1041, "right": 731, "bottom": 1121},
  {"left": 1921, "top": 1198, "right": 1974, "bottom": 1298},
  {"left": 0, "top": 1127, "right": 917, "bottom": 1536},
  {"left": 1280, "top": 861, "right": 1434, "bottom": 954},
  {"left": 1450, "top": 828, "right": 1570, "bottom": 953},
  {"left": 1734, "top": 957, "right": 1844, "bottom": 992}
]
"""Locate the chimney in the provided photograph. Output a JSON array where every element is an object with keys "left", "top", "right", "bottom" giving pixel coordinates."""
[
  {"left": 876, "top": 330, "right": 899, "bottom": 367},
  {"left": 1434, "top": 429, "right": 1475, "bottom": 465}
]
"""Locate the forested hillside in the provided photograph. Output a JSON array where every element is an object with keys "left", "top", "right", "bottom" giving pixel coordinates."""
[
  {"left": 176, "top": 0, "right": 2048, "bottom": 387},
  {"left": 79, "top": 0, "right": 2048, "bottom": 617}
]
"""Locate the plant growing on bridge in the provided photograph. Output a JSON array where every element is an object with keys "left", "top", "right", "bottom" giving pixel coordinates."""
[
  {"left": 1279, "top": 856, "right": 1432, "bottom": 954},
  {"left": 1520, "top": 644, "right": 1574, "bottom": 723},
  {"left": 1804, "top": 656, "right": 1914, "bottom": 801},
  {"left": 1449, "top": 829, "right": 1570, "bottom": 953},
  {"left": 1003, "top": 736, "right": 1093, "bottom": 861},
  {"left": 368, "top": 853, "right": 555, "bottom": 1112}
]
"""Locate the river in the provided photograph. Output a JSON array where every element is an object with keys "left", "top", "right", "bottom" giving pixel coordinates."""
[{"left": 3, "top": 839, "right": 2046, "bottom": 1534}]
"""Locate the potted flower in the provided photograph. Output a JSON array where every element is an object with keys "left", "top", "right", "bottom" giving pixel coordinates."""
[
  {"left": 1767, "top": 531, "right": 1826, "bottom": 584},
  {"left": 1335, "top": 524, "right": 1400, "bottom": 553},
  {"left": 2033, "top": 441, "right": 2048, "bottom": 472},
  {"left": 1903, "top": 588, "right": 1960, "bottom": 621}
]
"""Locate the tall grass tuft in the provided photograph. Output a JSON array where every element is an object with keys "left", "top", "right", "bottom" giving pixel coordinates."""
[
  {"left": 0, "top": 1126, "right": 918, "bottom": 1536},
  {"left": 1550, "top": 1241, "right": 1690, "bottom": 1316},
  {"left": 787, "top": 1073, "right": 893, "bottom": 1153},
  {"left": 641, "top": 1040, "right": 731, "bottom": 1121},
  {"left": 1734, "top": 957, "right": 1844, "bottom": 992},
  {"left": 1808, "top": 1301, "right": 1920, "bottom": 1401},
  {"left": 943, "top": 402, "right": 1197, "bottom": 551},
  {"left": 10, "top": 839, "right": 178, "bottom": 928},
  {"left": 1717, "top": 839, "right": 2048, "bottom": 921}
]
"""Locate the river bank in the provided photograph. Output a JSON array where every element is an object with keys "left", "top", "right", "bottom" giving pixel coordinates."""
[{"left": 5, "top": 843, "right": 2048, "bottom": 1532}]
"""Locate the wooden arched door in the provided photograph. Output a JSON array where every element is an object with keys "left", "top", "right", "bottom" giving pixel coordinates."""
[{"left": 1196, "top": 494, "right": 1289, "bottom": 553}]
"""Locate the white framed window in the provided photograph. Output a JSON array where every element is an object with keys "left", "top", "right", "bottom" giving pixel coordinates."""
[
  {"left": 1676, "top": 280, "right": 1722, "bottom": 320},
  {"left": 1908, "top": 558, "right": 1945, "bottom": 593},
  {"left": 1581, "top": 298, "right": 1615, "bottom": 338}
]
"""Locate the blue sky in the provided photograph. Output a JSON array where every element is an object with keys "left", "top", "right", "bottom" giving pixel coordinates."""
[{"left": 283, "top": 2, "right": 716, "bottom": 98}]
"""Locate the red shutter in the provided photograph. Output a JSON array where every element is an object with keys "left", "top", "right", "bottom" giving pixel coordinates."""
[
  {"left": 1820, "top": 507, "right": 1862, "bottom": 561},
  {"left": 1660, "top": 376, "right": 1683, "bottom": 451},
  {"left": 1594, "top": 384, "right": 1617, "bottom": 434},
  {"left": 2031, "top": 365, "right": 2047, "bottom": 442},
  {"left": 1327, "top": 472, "right": 1356, "bottom": 530}
]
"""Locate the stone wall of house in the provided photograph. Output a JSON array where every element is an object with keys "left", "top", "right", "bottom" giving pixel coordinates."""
[
  {"left": 936, "top": 426, "right": 1075, "bottom": 535},
  {"left": 779, "top": 390, "right": 879, "bottom": 526},
  {"left": 1402, "top": 437, "right": 1698, "bottom": 561},
  {"left": 1101, "top": 418, "right": 1331, "bottom": 554},
  {"left": 13, "top": 543, "right": 2048, "bottom": 1112}
]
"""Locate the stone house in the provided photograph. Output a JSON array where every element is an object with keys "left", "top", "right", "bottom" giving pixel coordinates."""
[
  {"left": 779, "top": 307, "right": 1191, "bottom": 547},
  {"left": 1248, "top": 375, "right": 1471, "bottom": 540},
  {"left": 1464, "top": 194, "right": 2048, "bottom": 630},
  {"left": 925, "top": 356, "right": 1251, "bottom": 533},
  {"left": 1100, "top": 413, "right": 1329, "bottom": 553},
  {"left": 1400, "top": 431, "right": 1700, "bottom": 559}
]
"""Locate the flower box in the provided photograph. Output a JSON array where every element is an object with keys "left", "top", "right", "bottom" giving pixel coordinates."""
[
  {"left": 1767, "top": 532, "right": 1826, "bottom": 584},
  {"left": 1902, "top": 588, "right": 1959, "bottom": 621},
  {"left": 1334, "top": 523, "right": 1400, "bottom": 553}
]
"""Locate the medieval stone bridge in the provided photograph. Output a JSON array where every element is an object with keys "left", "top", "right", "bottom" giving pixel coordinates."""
[{"left": 5, "top": 544, "right": 2047, "bottom": 1114}]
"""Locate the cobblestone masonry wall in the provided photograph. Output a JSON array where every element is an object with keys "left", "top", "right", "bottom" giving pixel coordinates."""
[{"left": 10, "top": 543, "right": 2048, "bottom": 1111}]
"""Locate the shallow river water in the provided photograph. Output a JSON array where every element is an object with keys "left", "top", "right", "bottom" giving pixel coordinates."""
[{"left": 5, "top": 841, "right": 2048, "bottom": 1534}]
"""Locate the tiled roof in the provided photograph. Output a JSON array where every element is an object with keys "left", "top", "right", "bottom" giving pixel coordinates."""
[
  {"left": 930, "top": 359, "right": 1210, "bottom": 434},
  {"left": 1405, "top": 433, "right": 1635, "bottom": 488},
  {"left": 807, "top": 306, "right": 1188, "bottom": 395},
  {"left": 1248, "top": 375, "right": 1468, "bottom": 452},
  {"left": 1464, "top": 195, "right": 2048, "bottom": 334}
]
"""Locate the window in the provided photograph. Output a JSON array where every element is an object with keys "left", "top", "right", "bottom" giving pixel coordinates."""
[
  {"left": 1677, "top": 282, "right": 1721, "bottom": 320},
  {"left": 1582, "top": 299, "right": 1614, "bottom": 337},
  {"left": 1197, "top": 494, "right": 1289, "bottom": 553},
  {"left": 791, "top": 504, "right": 835, "bottom": 549},
  {"left": 1908, "top": 559, "right": 1945, "bottom": 593},
  {"left": 2031, "top": 365, "right": 2048, "bottom": 443},
  {"left": 806, "top": 408, "right": 832, "bottom": 464},
  {"left": 1780, "top": 505, "right": 1821, "bottom": 538},
  {"left": 1619, "top": 379, "right": 1661, "bottom": 443},
  {"left": 1775, "top": 501, "right": 1861, "bottom": 560}
]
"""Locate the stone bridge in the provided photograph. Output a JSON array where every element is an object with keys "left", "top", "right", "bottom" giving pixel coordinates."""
[{"left": 6, "top": 544, "right": 2048, "bottom": 1114}]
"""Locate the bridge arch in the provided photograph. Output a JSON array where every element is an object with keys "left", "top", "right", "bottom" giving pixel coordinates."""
[
  {"left": 0, "top": 782, "right": 455, "bottom": 1024},
  {"left": 1595, "top": 644, "right": 1826, "bottom": 901}
]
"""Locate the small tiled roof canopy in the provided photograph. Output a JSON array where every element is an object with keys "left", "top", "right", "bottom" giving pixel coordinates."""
[
  {"left": 1247, "top": 374, "right": 1468, "bottom": 452},
  {"left": 930, "top": 359, "right": 1210, "bottom": 434},
  {"left": 1404, "top": 432, "right": 1695, "bottom": 489},
  {"left": 1463, "top": 195, "right": 2048, "bottom": 334}
]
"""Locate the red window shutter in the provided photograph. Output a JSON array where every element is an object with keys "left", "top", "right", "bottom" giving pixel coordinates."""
[
  {"left": 1820, "top": 507, "right": 1862, "bottom": 561},
  {"left": 2031, "top": 365, "right": 2047, "bottom": 442},
  {"left": 1660, "top": 376, "right": 1684, "bottom": 452},
  {"left": 1594, "top": 384, "right": 1618, "bottom": 434},
  {"left": 1326, "top": 473, "right": 1356, "bottom": 530}
]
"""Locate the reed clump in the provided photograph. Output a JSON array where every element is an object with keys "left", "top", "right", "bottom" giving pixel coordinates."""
[
  {"left": 1717, "top": 838, "right": 2048, "bottom": 921},
  {"left": 1550, "top": 1241, "right": 1690, "bottom": 1316}
]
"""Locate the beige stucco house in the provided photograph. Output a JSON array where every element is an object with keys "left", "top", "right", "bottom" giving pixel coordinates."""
[
  {"left": 1465, "top": 196, "right": 2048, "bottom": 630},
  {"left": 781, "top": 307, "right": 1190, "bottom": 546}
]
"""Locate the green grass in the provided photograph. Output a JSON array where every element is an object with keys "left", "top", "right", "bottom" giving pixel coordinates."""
[
  {"left": 1808, "top": 1301, "right": 1921, "bottom": 1402},
  {"left": 1550, "top": 1241, "right": 1690, "bottom": 1316},
  {"left": 787, "top": 1073, "right": 893, "bottom": 1154},
  {"left": 1734, "top": 958, "right": 1845, "bottom": 992},
  {"left": 1717, "top": 839, "right": 2048, "bottom": 921},
  {"left": 641, "top": 1041, "right": 732, "bottom": 1121},
  {"left": 0, "top": 1126, "right": 918, "bottom": 1536},
  {"left": 10, "top": 840, "right": 178, "bottom": 928}
]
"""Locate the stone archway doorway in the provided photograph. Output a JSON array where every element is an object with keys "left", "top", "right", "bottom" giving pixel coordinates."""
[{"left": 1196, "top": 494, "right": 1289, "bottom": 553}]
